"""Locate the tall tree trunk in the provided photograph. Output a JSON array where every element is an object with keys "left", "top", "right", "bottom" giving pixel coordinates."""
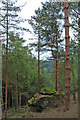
[
  {"left": 56, "top": 60, "right": 57, "bottom": 91},
  {"left": 64, "top": 1, "right": 70, "bottom": 110},
  {"left": 15, "top": 74, "right": 18, "bottom": 111},
  {"left": 56, "top": 29, "right": 61, "bottom": 101},
  {"left": 0, "top": 8, "right": 2, "bottom": 120},
  {"left": 8, "top": 91, "right": 10, "bottom": 108},
  {"left": 18, "top": 88, "right": 21, "bottom": 108},
  {"left": 38, "top": 27, "right": 40, "bottom": 92},
  {"left": 19, "top": 94, "right": 21, "bottom": 107},
  {"left": 78, "top": 1, "right": 80, "bottom": 118},
  {"left": 12, "top": 89, "right": 14, "bottom": 111},
  {"left": 5, "top": 2, "right": 8, "bottom": 118}
]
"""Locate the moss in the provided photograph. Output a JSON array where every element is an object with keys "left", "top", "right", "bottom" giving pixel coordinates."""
[
  {"left": 41, "top": 87, "right": 55, "bottom": 92},
  {"left": 34, "top": 93, "right": 39, "bottom": 97},
  {"left": 28, "top": 90, "right": 65, "bottom": 107},
  {"left": 28, "top": 97, "right": 34, "bottom": 105},
  {"left": 21, "top": 114, "right": 26, "bottom": 118},
  {"left": 28, "top": 94, "right": 59, "bottom": 105},
  {"left": 62, "top": 92, "right": 65, "bottom": 97}
]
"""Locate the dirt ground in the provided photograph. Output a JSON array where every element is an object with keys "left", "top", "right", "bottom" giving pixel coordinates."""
[
  {"left": 26, "top": 99, "right": 78, "bottom": 118},
  {"left": 2, "top": 95, "right": 78, "bottom": 118}
]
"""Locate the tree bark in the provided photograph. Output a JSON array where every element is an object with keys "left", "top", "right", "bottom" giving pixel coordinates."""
[
  {"left": 19, "top": 95, "right": 21, "bottom": 107},
  {"left": 78, "top": 1, "right": 80, "bottom": 118},
  {"left": 56, "top": 29, "right": 61, "bottom": 101},
  {"left": 0, "top": 6, "right": 2, "bottom": 120},
  {"left": 15, "top": 74, "right": 18, "bottom": 111},
  {"left": 8, "top": 91, "right": 10, "bottom": 108},
  {"left": 56, "top": 60, "right": 57, "bottom": 91},
  {"left": 0, "top": 33, "right": 2, "bottom": 120},
  {"left": 64, "top": 1, "right": 70, "bottom": 110},
  {"left": 12, "top": 89, "right": 14, "bottom": 111},
  {"left": 5, "top": 1, "right": 8, "bottom": 118},
  {"left": 18, "top": 88, "right": 21, "bottom": 108},
  {"left": 38, "top": 26, "right": 40, "bottom": 92}
]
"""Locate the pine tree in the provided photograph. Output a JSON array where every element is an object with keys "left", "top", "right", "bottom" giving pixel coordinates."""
[
  {"left": 0, "top": 0, "right": 27, "bottom": 117},
  {"left": 15, "top": 74, "right": 18, "bottom": 111},
  {"left": 38, "top": 26, "right": 40, "bottom": 91},
  {"left": 64, "top": 1, "right": 70, "bottom": 110},
  {"left": 28, "top": 8, "right": 43, "bottom": 92},
  {"left": 5, "top": 1, "right": 8, "bottom": 118},
  {"left": 4, "top": 32, "right": 38, "bottom": 108},
  {"left": 1, "top": 0, "right": 27, "bottom": 41},
  {"left": 78, "top": 1, "right": 80, "bottom": 118},
  {"left": 29, "top": 2, "right": 63, "bottom": 92},
  {"left": 0, "top": 9, "right": 2, "bottom": 120},
  {"left": 56, "top": 28, "right": 61, "bottom": 101},
  {"left": 56, "top": 60, "right": 57, "bottom": 91},
  {"left": 37, "top": 2, "right": 63, "bottom": 93}
]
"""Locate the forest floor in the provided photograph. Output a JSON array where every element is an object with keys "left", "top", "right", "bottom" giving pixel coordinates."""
[
  {"left": 26, "top": 99, "right": 78, "bottom": 118},
  {"left": 2, "top": 95, "right": 78, "bottom": 118}
]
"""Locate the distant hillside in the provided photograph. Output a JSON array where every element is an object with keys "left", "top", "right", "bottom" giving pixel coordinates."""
[{"left": 40, "top": 60, "right": 56, "bottom": 74}]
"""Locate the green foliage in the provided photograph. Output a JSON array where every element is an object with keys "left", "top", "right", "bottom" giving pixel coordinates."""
[
  {"left": 2, "top": 1, "right": 78, "bottom": 113},
  {"left": 29, "top": 2, "right": 64, "bottom": 57},
  {"left": 21, "top": 114, "right": 26, "bottom": 118},
  {"left": 41, "top": 87, "right": 55, "bottom": 92},
  {"left": 2, "top": 33, "right": 39, "bottom": 107},
  {"left": 8, "top": 113, "right": 27, "bottom": 118},
  {"left": 28, "top": 97, "right": 34, "bottom": 105},
  {"left": 1, "top": 0, "right": 27, "bottom": 37}
]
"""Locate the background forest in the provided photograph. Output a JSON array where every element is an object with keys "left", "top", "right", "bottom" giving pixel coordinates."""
[{"left": 0, "top": 0, "right": 79, "bottom": 118}]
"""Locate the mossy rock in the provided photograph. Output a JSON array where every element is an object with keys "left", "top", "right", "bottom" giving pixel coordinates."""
[
  {"left": 40, "top": 91, "right": 56, "bottom": 95},
  {"left": 41, "top": 87, "right": 55, "bottom": 92},
  {"left": 28, "top": 97, "right": 34, "bottom": 105},
  {"left": 61, "top": 92, "right": 65, "bottom": 97},
  {"left": 28, "top": 90, "right": 65, "bottom": 112},
  {"left": 28, "top": 93, "right": 54, "bottom": 105}
]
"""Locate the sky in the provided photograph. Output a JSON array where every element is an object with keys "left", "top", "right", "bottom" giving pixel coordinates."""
[
  {"left": 16, "top": 0, "right": 75, "bottom": 60},
  {"left": 1, "top": 0, "right": 76, "bottom": 60},
  {"left": 18, "top": 0, "right": 46, "bottom": 19},
  {"left": 17, "top": 0, "right": 46, "bottom": 40},
  {"left": 17, "top": 0, "right": 52, "bottom": 60}
]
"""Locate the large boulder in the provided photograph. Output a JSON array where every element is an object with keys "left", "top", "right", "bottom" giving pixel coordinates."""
[{"left": 28, "top": 90, "right": 64, "bottom": 112}]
